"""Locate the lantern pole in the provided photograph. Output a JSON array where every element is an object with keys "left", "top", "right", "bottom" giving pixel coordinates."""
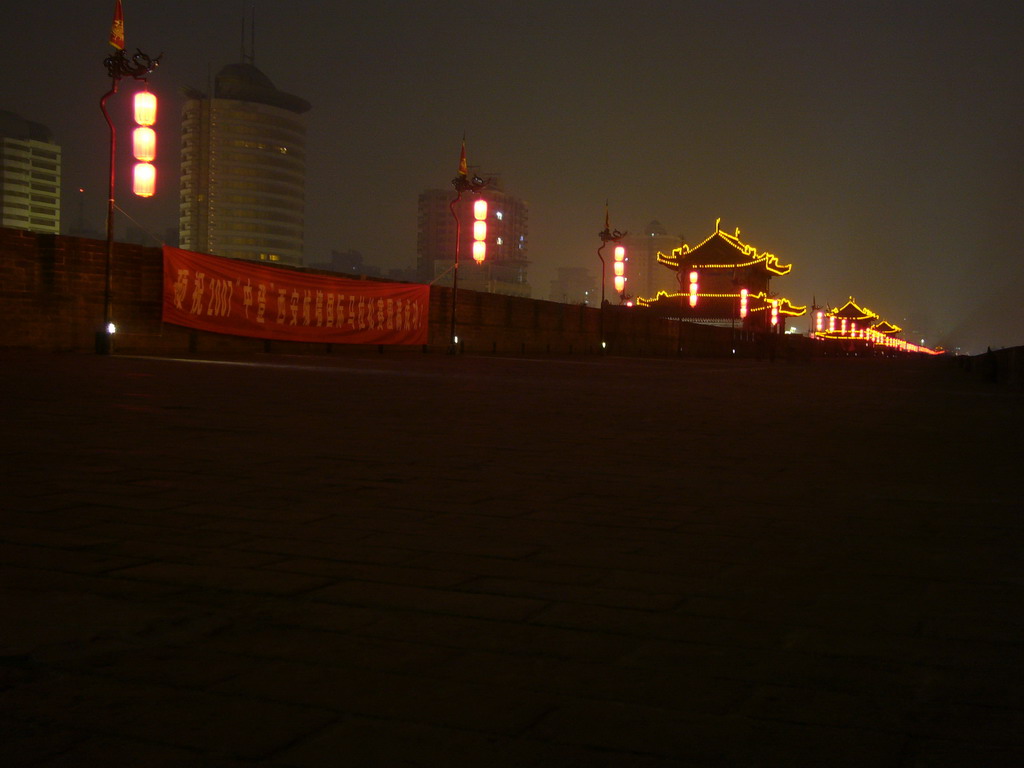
[
  {"left": 597, "top": 215, "right": 626, "bottom": 352},
  {"left": 677, "top": 269, "right": 686, "bottom": 355},
  {"left": 731, "top": 289, "right": 736, "bottom": 353},
  {"left": 448, "top": 172, "right": 488, "bottom": 354},
  {"left": 98, "top": 47, "right": 160, "bottom": 354}
]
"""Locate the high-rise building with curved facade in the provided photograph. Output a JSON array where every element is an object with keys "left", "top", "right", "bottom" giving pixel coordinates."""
[{"left": 178, "top": 63, "right": 310, "bottom": 266}]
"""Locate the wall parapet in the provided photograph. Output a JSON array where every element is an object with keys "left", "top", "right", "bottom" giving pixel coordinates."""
[{"left": 0, "top": 228, "right": 844, "bottom": 360}]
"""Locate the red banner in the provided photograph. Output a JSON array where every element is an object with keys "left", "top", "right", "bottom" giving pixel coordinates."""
[{"left": 162, "top": 246, "right": 429, "bottom": 345}]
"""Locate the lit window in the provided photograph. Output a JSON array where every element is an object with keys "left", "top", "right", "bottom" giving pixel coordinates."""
[
  {"left": 496, "top": 211, "right": 503, "bottom": 220},
  {"left": 496, "top": 237, "right": 503, "bottom": 245}
]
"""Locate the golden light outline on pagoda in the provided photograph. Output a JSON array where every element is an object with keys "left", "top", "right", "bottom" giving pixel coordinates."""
[
  {"left": 826, "top": 297, "right": 879, "bottom": 323},
  {"left": 636, "top": 289, "right": 806, "bottom": 316},
  {"left": 812, "top": 297, "right": 941, "bottom": 354},
  {"left": 656, "top": 218, "right": 793, "bottom": 276},
  {"left": 871, "top": 320, "right": 902, "bottom": 335}
]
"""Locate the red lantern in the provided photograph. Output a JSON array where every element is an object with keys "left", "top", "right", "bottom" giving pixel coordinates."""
[
  {"left": 132, "top": 127, "right": 156, "bottom": 162},
  {"left": 134, "top": 90, "right": 157, "bottom": 126},
  {"left": 133, "top": 162, "right": 156, "bottom": 197}
]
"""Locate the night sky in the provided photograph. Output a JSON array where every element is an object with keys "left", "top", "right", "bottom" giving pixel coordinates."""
[{"left": 4, "top": 1, "right": 1022, "bottom": 353}]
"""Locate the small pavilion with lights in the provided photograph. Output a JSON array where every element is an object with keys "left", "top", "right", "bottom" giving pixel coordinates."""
[
  {"left": 636, "top": 219, "right": 805, "bottom": 332},
  {"left": 811, "top": 297, "right": 940, "bottom": 354}
]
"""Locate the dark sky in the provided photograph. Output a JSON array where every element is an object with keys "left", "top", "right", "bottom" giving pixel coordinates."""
[{"left": 5, "top": 1, "right": 1022, "bottom": 353}]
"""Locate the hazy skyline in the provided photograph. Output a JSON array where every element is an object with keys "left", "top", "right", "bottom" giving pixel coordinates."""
[{"left": 4, "top": 1, "right": 1021, "bottom": 353}]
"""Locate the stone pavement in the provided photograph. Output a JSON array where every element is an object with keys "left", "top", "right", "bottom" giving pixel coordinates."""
[{"left": 1, "top": 350, "right": 1021, "bottom": 767}]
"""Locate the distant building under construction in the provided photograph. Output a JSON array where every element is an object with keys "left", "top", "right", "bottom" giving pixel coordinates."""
[{"left": 417, "top": 175, "right": 530, "bottom": 297}]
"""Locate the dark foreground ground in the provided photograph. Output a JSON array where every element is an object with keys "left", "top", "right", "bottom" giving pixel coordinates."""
[{"left": 1, "top": 351, "right": 1021, "bottom": 767}]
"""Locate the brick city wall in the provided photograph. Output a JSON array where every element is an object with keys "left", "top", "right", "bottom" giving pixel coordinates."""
[
  {"left": 0, "top": 227, "right": 847, "bottom": 361},
  {"left": 0, "top": 228, "right": 166, "bottom": 352}
]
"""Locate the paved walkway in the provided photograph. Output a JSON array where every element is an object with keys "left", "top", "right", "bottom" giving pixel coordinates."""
[{"left": 1, "top": 351, "right": 1021, "bottom": 766}]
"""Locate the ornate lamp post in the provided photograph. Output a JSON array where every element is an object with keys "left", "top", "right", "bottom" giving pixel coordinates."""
[
  {"left": 597, "top": 207, "right": 626, "bottom": 351},
  {"left": 676, "top": 268, "right": 686, "bottom": 355},
  {"left": 448, "top": 140, "right": 488, "bottom": 353},
  {"left": 98, "top": 18, "right": 160, "bottom": 353}
]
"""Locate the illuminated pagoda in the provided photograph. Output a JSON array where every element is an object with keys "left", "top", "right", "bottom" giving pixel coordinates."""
[
  {"left": 636, "top": 219, "right": 805, "bottom": 331},
  {"left": 815, "top": 297, "right": 894, "bottom": 341},
  {"left": 870, "top": 320, "right": 901, "bottom": 337},
  {"left": 819, "top": 297, "right": 878, "bottom": 336},
  {"left": 811, "top": 298, "right": 939, "bottom": 354}
]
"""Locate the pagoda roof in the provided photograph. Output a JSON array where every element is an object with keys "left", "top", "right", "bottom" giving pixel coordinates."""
[
  {"left": 768, "top": 296, "right": 807, "bottom": 317},
  {"left": 871, "top": 320, "right": 901, "bottom": 335},
  {"left": 827, "top": 297, "right": 878, "bottom": 322},
  {"left": 656, "top": 220, "right": 793, "bottom": 276}
]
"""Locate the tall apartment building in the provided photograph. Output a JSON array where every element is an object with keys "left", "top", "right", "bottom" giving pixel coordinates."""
[
  {"left": 178, "top": 63, "right": 310, "bottom": 266},
  {"left": 0, "top": 110, "right": 60, "bottom": 235},
  {"left": 417, "top": 175, "right": 530, "bottom": 297}
]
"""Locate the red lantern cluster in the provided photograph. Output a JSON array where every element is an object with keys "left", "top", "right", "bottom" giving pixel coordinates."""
[
  {"left": 132, "top": 90, "right": 157, "bottom": 197},
  {"left": 472, "top": 199, "right": 487, "bottom": 263},
  {"left": 688, "top": 270, "right": 698, "bottom": 308},
  {"left": 613, "top": 245, "right": 626, "bottom": 294},
  {"left": 739, "top": 287, "right": 748, "bottom": 319}
]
